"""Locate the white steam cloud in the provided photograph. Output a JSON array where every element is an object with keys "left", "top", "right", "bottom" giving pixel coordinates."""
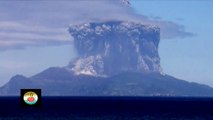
[{"left": 0, "top": 0, "right": 194, "bottom": 51}]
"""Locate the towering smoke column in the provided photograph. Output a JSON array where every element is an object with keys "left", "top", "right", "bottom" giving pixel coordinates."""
[
  {"left": 68, "top": 21, "right": 163, "bottom": 76},
  {"left": 2, "top": 21, "right": 213, "bottom": 97}
]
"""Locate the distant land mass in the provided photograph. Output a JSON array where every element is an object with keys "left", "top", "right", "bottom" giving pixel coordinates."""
[{"left": 1, "top": 21, "right": 213, "bottom": 96}]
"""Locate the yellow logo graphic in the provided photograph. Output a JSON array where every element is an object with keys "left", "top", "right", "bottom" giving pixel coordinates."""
[{"left": 23, "top": 91, "right": 38, "bottom": 105}]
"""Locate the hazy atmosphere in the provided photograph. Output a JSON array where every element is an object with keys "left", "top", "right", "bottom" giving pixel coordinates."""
[{"left": 0, "top": 0, "right": 212, "bottom": 87}]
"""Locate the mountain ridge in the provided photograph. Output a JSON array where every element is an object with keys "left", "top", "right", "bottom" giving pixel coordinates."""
[
  {"left": 1, "top": 67, "right": 213, "bottom": 96},
  {"left": 0, "top": 21, "right": 212, "bottom": 96}
]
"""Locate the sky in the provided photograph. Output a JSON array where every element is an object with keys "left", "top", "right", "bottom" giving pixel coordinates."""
[
  {"left": 0, "top": 0, "right": 213, "bottom": 87},
  {"left": 131, "top": 0, "right": 213, "bottom": 86}
]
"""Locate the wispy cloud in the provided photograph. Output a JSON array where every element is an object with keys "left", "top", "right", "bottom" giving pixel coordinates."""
[
  {"left": 0, "top": 0, "right": 194, "bottom": 51},
  {"left": 0, "top": 21, "right": 71, "bottom": 51}
]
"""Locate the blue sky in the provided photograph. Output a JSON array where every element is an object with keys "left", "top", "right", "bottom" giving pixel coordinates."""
[
  {"left": 131, "top": 0, "right": 213, "bottom": 85},
  {"left": 0, "top": 0, "right": 212, "bottom": 87}
]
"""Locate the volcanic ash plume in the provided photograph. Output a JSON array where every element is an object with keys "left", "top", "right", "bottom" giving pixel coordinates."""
[{"left": 68, "top": 21, "right": 163, "bottom": 77}]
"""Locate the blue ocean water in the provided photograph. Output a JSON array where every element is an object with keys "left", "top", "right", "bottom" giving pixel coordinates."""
[{"left": 0, "top": 97, "right": 213, "bottom": 119}]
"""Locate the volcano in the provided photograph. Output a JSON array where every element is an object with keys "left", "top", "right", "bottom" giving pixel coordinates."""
[{"left": 1, "top": 21, "right": 213, "bottom": 96}]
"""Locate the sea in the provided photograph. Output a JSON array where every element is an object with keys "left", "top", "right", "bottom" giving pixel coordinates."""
[{"left": 0, "top": 97, "right": 213, "bottom": 119}]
